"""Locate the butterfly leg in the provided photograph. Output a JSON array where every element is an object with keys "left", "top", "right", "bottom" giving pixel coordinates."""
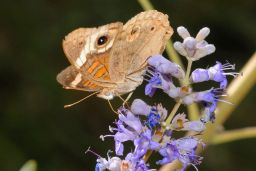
[
  {"left": 107, "top": 100, "right": 119, "bottom": 115},
  {"left": 123, "top": 92, "right": 133, "bottom": 107}
]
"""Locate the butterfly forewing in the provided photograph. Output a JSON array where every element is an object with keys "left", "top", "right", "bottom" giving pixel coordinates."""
[{"left": 108, "top": 10, "right": 173, "bottom": 91}]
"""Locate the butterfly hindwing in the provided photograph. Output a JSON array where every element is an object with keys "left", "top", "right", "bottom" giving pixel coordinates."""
[{"left": 57, "top": 65, "right": 102, "bottom": 92}]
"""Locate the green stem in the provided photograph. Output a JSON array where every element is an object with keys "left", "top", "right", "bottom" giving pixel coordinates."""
[
  {"left": 211, "top": 127, "right": 256, "bottom": 145},
  {"left": 163, "top": 59, "right": 194, "bottom": 123},
  {"left": 165, "top": 99, "right": 182, "bottom": 124},
  {"left": 183, "top": 60, "right": 200, "bottom": 121},
  {"left": 159, "top": 160, "right": 183, "bottom": 171},
  {"left": 187, "top": 103, "right": 200, "bottom": 120},
  {"left": 137, "top": 0, "right": 154, "bottom": 10},
  {"left": 184, "top": 60, "right": 192, "bottom": 85}
]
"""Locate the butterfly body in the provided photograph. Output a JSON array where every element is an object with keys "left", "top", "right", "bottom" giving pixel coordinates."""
[{"left": 57, "top": 10, "right": 173, "bottom": 100}]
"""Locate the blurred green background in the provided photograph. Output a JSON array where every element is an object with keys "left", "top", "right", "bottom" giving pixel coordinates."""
[{"left": 0, "top": 0, "right": 255, "bottom": 171}]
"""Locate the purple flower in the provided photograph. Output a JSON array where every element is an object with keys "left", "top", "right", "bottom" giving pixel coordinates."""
[
  {"left": 165, "top": 85, "right": 192, "bottom": 99},
  {"left": 131, "top": 99, "right": 167, "bottom": 128},
  {"left": 191, "top": 61, "right": 238, "bottom": 89},
  {"left": 145, "top": 55, "right": 185, "bottom": 97},
  {"left": 145, "top": 69, "right": 191, "bottom": 99},
  {"left": 148, "top": 55, "right": 185, "bottom": 79},
  {"left": 100, "top": 108, "right": 144, "bottom": 156},
  {"left": 182, "top": 88, "right": 220, "bottom": 105},
  {"left": 201, "top": 101, "right": 217, "bottom": 123},
  {"left": 174, "top": 26, "right": 215, "bottom": 61},
  {"left": 157, "top": 143, "right": 179, "bottom": 165},
  {"left": 171, "top": 113, "right": 205, "bottom": 132},
  {"left": 95, "top": 156, "right": 122, "bottom": 171},
  {"left": 183, "top": 121, "right": 205, "bottom": 132},
  {"left": 146, "top": 112, "right": 161, "bottom": 129},
  {"left": 124, "top": 153, "right": 151, "bottom": 171},
  {"left": 133, "top": 129, "right": 160, "bottom": 160},
  {"left": 182, "top": 88, "right": 223, "bottom": 123},
  {"left": 131, "top": 99, "right": 151, "bottom": 116},
  {"left": 95, "top": 153, "right": 152, "bottom": 171},
  {"left": 157, "top": 137, "right": 203, "bottom": 169},
  {"left": 145, "top": 71, "right": 162, "bottom": 97}
]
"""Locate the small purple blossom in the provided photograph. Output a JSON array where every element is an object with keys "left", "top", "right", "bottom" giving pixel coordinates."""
[
  {"left": 146, "top": 112, "right": 161, "bottom": 129},
  {"left": 174, "top": 26, "right": 215, "bottom": 61},
  {"left": 133, "top": 129, "right": 160, "bottom": 160},
  {"left": 148, "top": 55, "right": 185, "bottom": 79},
  {"left": 145, "top": 72, "right": 162, "bottom": 97},
  {"left": 145, "top": 68, "right": 191, "bottom": 99},
  {"left": 191, "top": 61, "right": 239, "bottom": 89},
  {"left": 201, "top": 101, "right": 217, "bottom": 123},
  {"left": 131, "top": 99, "right": 167, "bottom": 123},
  {"left": 95, "top": 152, "right": 152, "bottom": 171},
  {"left": 182, "top": 88, "right": 224, "bottom": 123},
  {"left": 171, "top": 113, "right": 205, "bottom": 132},
  {"left": 125, "top": 153, "right": 152, "bottom": 171},
  {"left": 182, "top": 88, "right": 223, "bottom": 106},
  {"left": 131, "top": 99, "right": 151, "bottom": 116},
  {"left": 157, "top": 137, "right": 203, "bottom": 169},
  {"left": 95, "top": 156, "right": 122, "bottom": 171},
  {"left": 100, "top": 109, "right": 144, "bottom": 156}
]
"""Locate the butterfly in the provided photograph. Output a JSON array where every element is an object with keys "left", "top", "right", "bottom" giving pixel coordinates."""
[{"left": 57, "top": 10, "right": 173, "bottom": 100}]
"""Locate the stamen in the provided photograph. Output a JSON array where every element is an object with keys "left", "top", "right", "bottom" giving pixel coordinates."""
[
  {"left": 224, "top": 72, "right": 240, "bottom": 77},
  {"left": 107, "top": 150, "right": 113, "bottom": 160},
  {"left": 85, "top": 147, "right": 102, "bottom": 159},
  {"left": 222, "top": 63, "right": 236, "bottom": 70},
  {"left": 109, "top": 126, "right": 114, "bottom": 132},
  {"left": 99, "top": 135, "right": 114, "bottom": 141},
  {"left": 143, "top": 78, "right": 151, "bottom": 82},
  {"left": 217, "top": 99, "right": 233, "bottom": 105},
  {"left": 191, "top": 163, "right": 199, "bottom": 171}
]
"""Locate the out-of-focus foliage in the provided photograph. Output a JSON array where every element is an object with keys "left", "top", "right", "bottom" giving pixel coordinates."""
[
  {"left": 19, "top": 160, "right": 37, "bottom": 171},
  {"left": 0, "top": 0, "right": 255, "bottom": 171}
]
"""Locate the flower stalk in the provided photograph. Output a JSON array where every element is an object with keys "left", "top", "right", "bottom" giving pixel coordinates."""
[
  {"left": 165, "top": 99, "right": 182, "bottom": 124},
  {"left": 211, "top": 127, "right": 256, "bottom": 145}
]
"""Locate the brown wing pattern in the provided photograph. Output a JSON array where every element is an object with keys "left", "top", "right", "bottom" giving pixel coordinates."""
[
  {"left": 62, "top": 28, "right": 96, "bottom": 69},
  {"left": 62, "top": 23, "right": 123, "bottom": 85},
  {"left": 57, "top": 65, "right": 102, "bottom": 91},
  {"left": 109, "top": 10, "right": 173, "bottom": 82}
]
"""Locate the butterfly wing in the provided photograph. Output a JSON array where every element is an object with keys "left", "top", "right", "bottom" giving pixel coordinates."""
[
  {"left": 108, "top": 10, "right": 173, "bottom": 96},
  {"left": 62, "top": 23, "right": 123, "bottom": 87},
  {"left": 57, "top": 65, "right": 102, "bottom": 91},
  {"left": 109, "top": 10, "right": 173, "bottom": 83}
]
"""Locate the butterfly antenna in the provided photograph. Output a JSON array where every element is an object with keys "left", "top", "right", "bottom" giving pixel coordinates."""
[
  {"left": 64, "top": 91, "right": 99, "bottom": 108},
  {"left": 107, "top": 100, "right": 119, "bottom": 115}
]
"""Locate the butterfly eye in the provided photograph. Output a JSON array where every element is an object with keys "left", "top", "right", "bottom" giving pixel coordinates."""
[{"left": 97, "top": 35, "right": 108, "bottom": 46}]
